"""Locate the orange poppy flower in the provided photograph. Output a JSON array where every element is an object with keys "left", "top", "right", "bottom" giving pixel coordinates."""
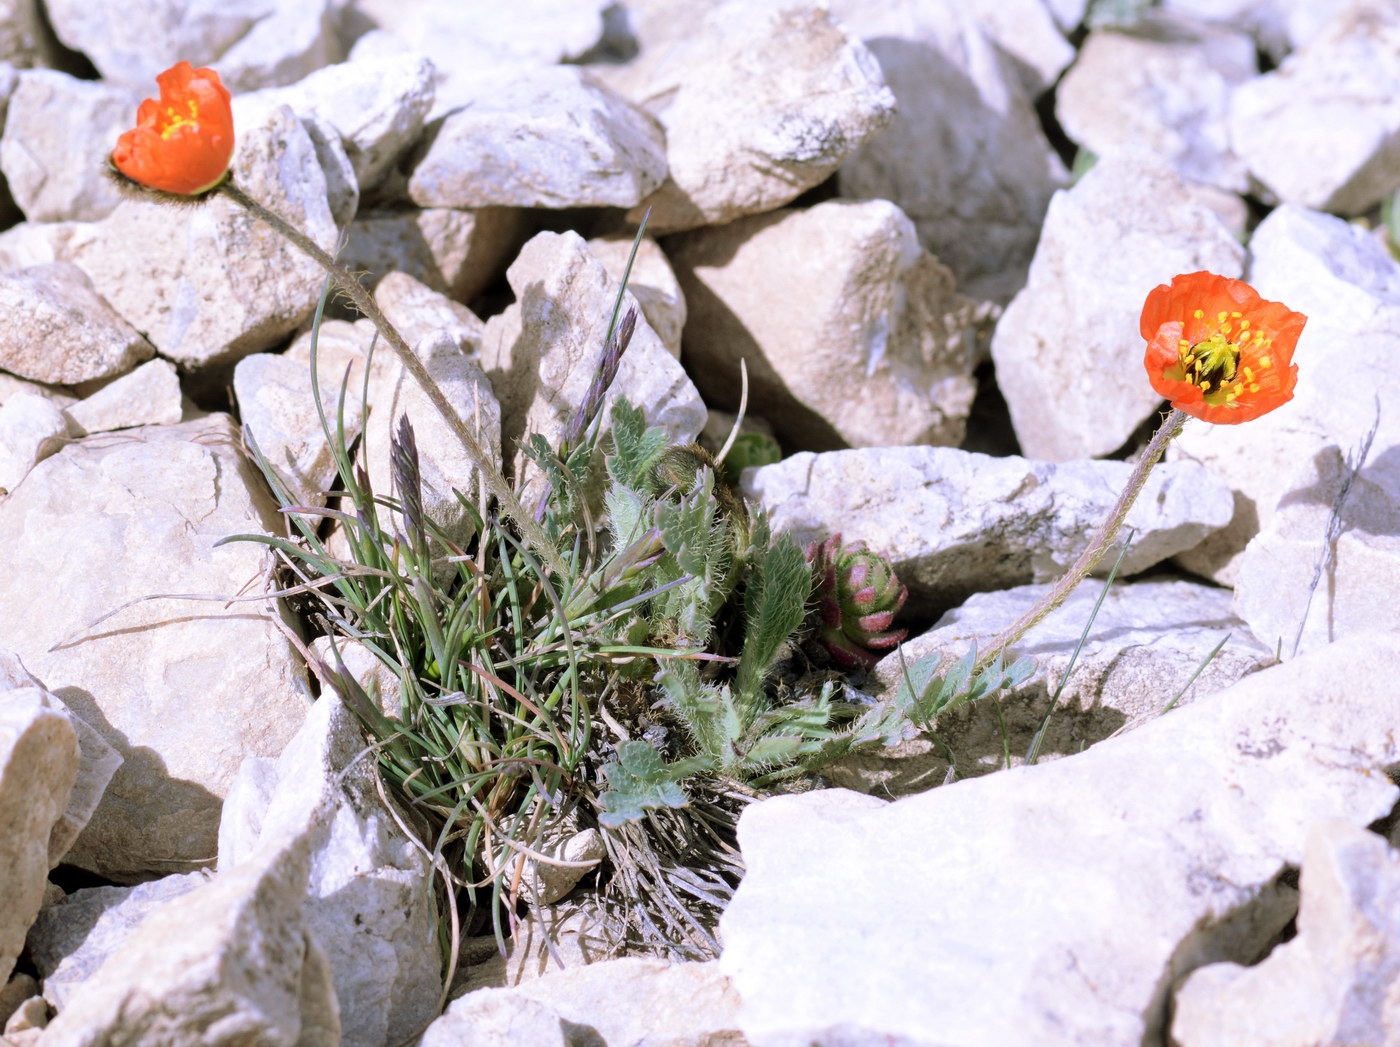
[
  {"left": 1141, "top": 271, "right": 1305, "bottom": 424},
  {"left": 112, "top": 62, "right": 234, "bottom": 196}
]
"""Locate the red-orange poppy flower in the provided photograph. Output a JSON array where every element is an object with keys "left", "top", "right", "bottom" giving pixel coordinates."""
[
  {"left": 1141, "top": 271, "right": 1304, "bottom": 424},
  {"left": 112, "top": 62, "right": 234, "bottom": 196}
]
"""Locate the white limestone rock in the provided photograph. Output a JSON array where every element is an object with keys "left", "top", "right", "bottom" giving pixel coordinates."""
[
  {"left": 0, "top": 262, "right": 153, "bottom": 386},
  {"left": 0, "top": 69, "right": 134, "bottom": 222},
  {"left": 990, "top": 150, "right": 1244, "bottom": 461},
  {"left": 218, "top": 693, "right": 439, "bottom": 1047},
  {"left": 373, "top": 271, "right": 486, "bottom": 353},
  {"left": 829, "top": 579, "right": 1274, "bottom": 795},
  {"left": 234, "top": 52, "right": 434, "bottom": 191},
  {"left": 480, "top": 231, "right": 706, "bottom": 487},
  {"left": 63, "top": 359, "right": 182, "bottom": 436},
  {"left": 25, "top": 872, "right": 209, "bottom": 1012},
  {"left": 70, "top": 105, "right": 339, "bottom": 374},
  {"left": 720, "top": 632, "right": 1400, "bottom": 1047},
  {"left": 0, "top": 688, "right": 79, "bottom": 987},
  {"left": 667, "top": 200, "right": 978, "bottom": 451},
  {"left": 627, "top": 0, "right": 895, "bottom": 233},
  {"left": 422, "top": 958, "right": 741, "bottom": 1047},
  {"left": 1235, "top": 441, "right": 1400, "bottom": 658},
  {"left": 1230, "top": 0, "right": 1400, "bottom": 214},
  {"left": 1162, "top": 0, "right": 1350, "bottom": 59},
  {"left": 36, "top": 834, "right": 340, "bottom": 1047},
  {"left": 1172, "top": 819, "right": 1400, "bottom": 1047},
  {"left": 0, "top": 414, "right": 310, "bottom": 881},
  {"left": 408, "top": 66, "right": 666, "bottom": 210},
  {"left": 834, "top": 0, "right": 1066, "bottom": 302},
  {"left": 340, "top": 206, "right": 524, "bottom": 303},
  {"left": 44, "top": 0, "right": 340, "bottom": 92},
  {"left": 0, "top": 219, "right": 96, "bottom": 272},
  {"left": 587, "top": 234, "right": 685, "bottom": 358},
  {"left": 1171, "top": 204, "right": 1400, "bottom": 584},
  {"left": 1057, "top": 22, "right": 1256, "bottom": 192},
  {"left": 742, "top": 445, "right": 1234, "bottom": 613},
  {"left": 0, "top": 392, "right": 67, "bottom": 495}
]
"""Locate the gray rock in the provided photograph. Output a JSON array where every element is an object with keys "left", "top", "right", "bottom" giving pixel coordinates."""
[
  {"left": 0, "top": 372, "right": 75, "bottom": 413},
  {"left": 70, "top": 105, "right": 339, "bottom": 375},
  {"left": 374, "top": 271, "right": 486, "bottom": 353},
  {"left": 0, "top": 688, "right": 79, "bottom": 987},
  {"left": 588, "top": 234, "right": 685, "bottom": 358},
  {"left": 44, "top": 0, "right": 339, "bottom": 92},
  {"left": 0, "top": 69, "right": 134, "bottom": 222},
  {"left": 454, "top": 893, "right": 624, "bottom": 994},
  {"left": 742, "top": 445, "right": 1234, "bottom": 613},
  {"left": 480, "top": 231, "right": 706, "bottom": 490},
  {"left": 990, "top": 150, "right": 1245, "bottom": 461},
  {"left": 830, "top": 579, "right": 1273, "bottom": 795},
  {"left": 218, "top": 693, "right": 439, "bottom": 1047},
  {"left": 1171, "top": 203, "right": 1400, "bottom": 584},
  {"left": 424, "top": 958, "right": 741, "bottom": 1047},
  {"left": 1230, "top": 0, "right": 1400, "bottom": 214},
  {"left": 1057, "top": 22, "right": 1256, "bottom": 192},
  {"left": 667, "top": 200, "right": 977, "bottom": 451},
  {"left": 835, "top": 0, "right": 1066, "bottom": 302},
  {"left": 0, "top": 262, "right": 153, "bottom": 386},
  {"left": 627, "top": 0, "right": 895, "bottom": 233},
  {"left": 0, "top": 4, "right": 53, "bottom": 69},
  {"left": 932, "top": 0, "right": 1076, "bottom": 96},
  {"left": 0, "top": 414, "right": 310, "bottom": 881},
  {"left": 63, "top": 359, "right": 182, "bottom": 436},
  {"left": 1162, "top": 0, "right": 1349, "bottom": 59},
  {"left": 340, "top": 206, "right": 524, "bottom": 303},
  {"left": 36, "top": 834, "right": 340, "bottom": 1047},
  {"left": 234, "top": 52, "right": 435, "bottom": 191},
  {"left": 0, "top": 219, "right": 96, "bottom": 272},
  {"left": 0, "top": 392, "right": 67, "bottom": 495},
  {"left": 298, "top": 112, "right": 359, "bottom": 229},
  {"left": 25, "top": 872, "right": 209, "bottom": 1011},
  {"left": 1172, "top": 819, "right": 1400, "bottom": 1047},
  {"left": 408, "top": 66, "right": 666, "bottom": 210},
  {"left": 719, "top": 631, "right": 1400, "bottom": 1047}
]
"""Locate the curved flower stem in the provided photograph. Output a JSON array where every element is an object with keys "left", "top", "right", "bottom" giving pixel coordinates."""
[
  {"left": 972, "top": 408, "right": 1190, "bottom": 677},
  {"left": 218, "top": 179, "right": 566, "bottom": 577}
]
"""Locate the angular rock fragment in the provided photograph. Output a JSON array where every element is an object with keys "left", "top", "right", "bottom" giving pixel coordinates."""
[
  {"left": 63, "top": 359, "right": 182, "bottom": 436},
  {"left": 588, "top": 234, "right": 685, "bottom": 358},
  {"left": 340, "top": 206, "right": 523, "bottom": 302},
  {"left": 667, "top": 200, "right": 977, "bottom": 450},
  {"left": 0, "top": 392, "right": 67, "bottom": 494}
]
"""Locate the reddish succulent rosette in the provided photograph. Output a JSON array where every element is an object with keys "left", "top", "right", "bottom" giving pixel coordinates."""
[
  {"left": 1141, "top": 271, "right": 1305, "bottom": 424},
  {"left": 112, "top": 62, "right": 234, "bottom": 196}
]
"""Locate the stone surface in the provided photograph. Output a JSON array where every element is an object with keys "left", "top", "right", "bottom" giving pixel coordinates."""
[
  {"left": 743, "top": 445, "right": 1234, "bottom": 614},
  {"left": 516, "top": 822, "right": 606, "bottom": 907},
  {"left": 374, "top": 271, "right": 486, "bottom": 353},
  {"left": 0, "top": 220, "right": 96, "bottom": 272},
  {"left": 0, "top": 688, "right": 78, "bottom": 987},
  {"left": 667, "top": 200, "right": 977, "bottom": 451},
  {"left": 990, "top": 150, "right": 1245, "bottom": 461},
  {"left": 834, "top": 0, "right": 1066, "bottom": 302},
  {"left": 44, "top": 0, "right": 340, "bottom": 92},
  {"left": 0, "top": 262, "right": 154, "bottom": 386},
  {"left": 1161, "top": 0, "right": 1349, "bottom": 59},
  {"left": 217, "top": 693, "right": 439, "bottom": 1047},
  {"left": 70, "top": 105, "right": 339, "bottom": 375},
  {"left": 830, "top": 579, "right": 1274, "bottom": 795},
  {"left": 1230, "top": 0, "right": 1400, "bottom": 214},
  {"left": 36, "top": 834, "right": 340, "bottom": 1047},
  {"left": 1171, "top": 819, "right": 1400, "bottom": 1047},
  {"left": 26, "top": 872, "right": 209, "bottom": 1012},
  {"left": 0, "top": 69, "right": 134, "bottom": 222},
  {"left": 0, "top": 414, "right": 310, "bottom": 881},
  {"left": 1171, "top": 204, "right": 1400, "bottom": 584},
  {"left": 425, "top": 958, "right": 742, "bottom": 1047},
  {"left": 408, "top": 66, "right": 666, "bottom": 210},
  {"left": 233, "top": 349, "right": 366, "bottom": 507},
  {"left": 480, "top": 231, "right": 706, "bottom": 486},
  {"left": 720, "top": 632, "right": 1400, "bottom": 1047},
  {"left": 1234, "top": 439, "right": 1400, "bottom": 658},
  {"left": 588, "top": 234, "right": 685, "bottom": 358},
  {"left": 340, "top": 206, "right": 523, "bottom": 303},
  {"left": 454, "top": 893, "right": 624, "bottom": 994},
  {"left": 0, "top": 392, "right": 67, "bottom": 495},
  {"left": 63, "top": 359, "right": 182, "bottom": 436},
  {"left": 627, "top": 0, "right": 895, "bottom": 233},
  {"left": 234, "top": 52, "right": 435, "bottom": 190},
  {"left": 1057, "top": 23, "right": 1256, "bottom": 192},
  {"left": 0, "top": 373, "right": 75, "bottom": 413}
]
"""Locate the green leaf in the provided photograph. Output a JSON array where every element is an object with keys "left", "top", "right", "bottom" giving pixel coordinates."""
[
  {"left": 608, "top": 399, "right": 668, "bottom": 490},
  {"left": 597, "top": 740, "right": 693, "bottom": 827},
  {"left": 733, "top": 535, "right": 810, "bottom": 705}
]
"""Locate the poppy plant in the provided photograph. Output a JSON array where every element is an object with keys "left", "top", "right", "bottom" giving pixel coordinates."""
[
  {"left": 1141, "top": 271, "right": 1305, "bottom": 424},
  {"left": 112, "top": 62, "right": 234, "bottom": 196}
]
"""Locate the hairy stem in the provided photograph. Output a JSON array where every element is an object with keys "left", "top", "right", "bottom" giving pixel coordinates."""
[
  {"left": 219, "top": 179, "right": 565, "bottom": 576},
  {"left": 973, "top": 408, "right": 1190, "bottom": 676}
]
